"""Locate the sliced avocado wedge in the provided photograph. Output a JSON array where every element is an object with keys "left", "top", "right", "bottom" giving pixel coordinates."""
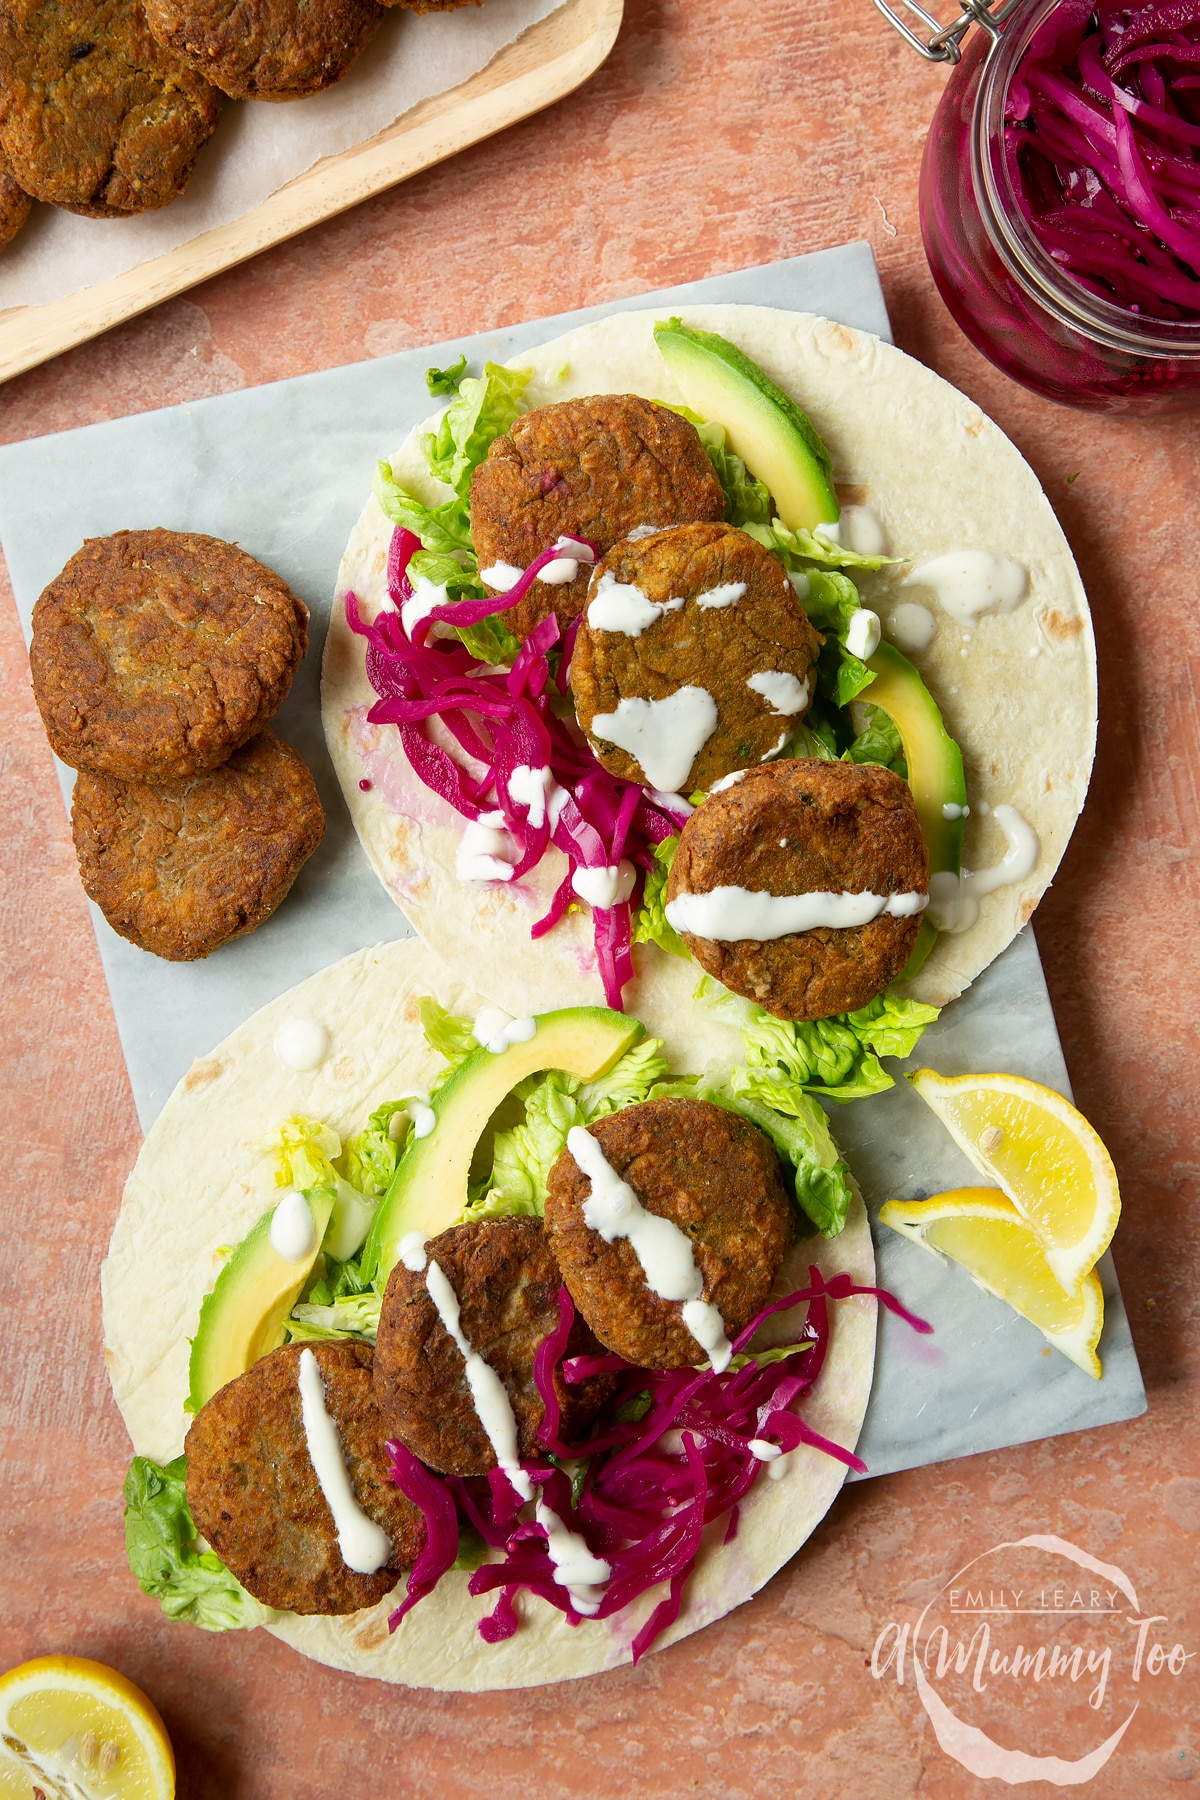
[
  {"left": 654, "top": 318, "right": 839, "bottom": 532},
  {"left": 188, "top": 1187, "right": 334, "bottom": 1414},
  {"left": 360, "top": 1007, "right": 644, "bottom": 1286},
  {"left": 864, "top": 641, "right": 966, "bottom": 978}
]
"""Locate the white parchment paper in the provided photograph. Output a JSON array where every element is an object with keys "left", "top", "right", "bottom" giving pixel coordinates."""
[{"left": 0, "top": 0, "right": 563, "bottom": 310}]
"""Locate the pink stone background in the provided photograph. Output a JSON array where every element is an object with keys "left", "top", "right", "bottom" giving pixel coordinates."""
[{"left": 1, "top": 1, "right": 1197, "bottom": 1791}]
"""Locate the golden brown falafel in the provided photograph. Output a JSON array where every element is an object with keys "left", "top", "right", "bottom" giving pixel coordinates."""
[
  {"left": 544, "top": 1098, "right": 793, "bottom": 1370},
  {"left": 373, "top": 1218, "right": 615, "bottom": 1477},
  {"left": 30, "top": 528, "right": 308, "bottom": 782},
  {"left": 71, "top": 726, "right": 325, "bottom": 960},
  {"left": 571, "top": 522, "right": 822, "bottom": 794},
  {"left": 469, "top": 396, "right": 725, "bottom": 641},
  {"left": 0, "top": 141, "right": 31, "bottom": 250},
  {"left": 0, "top": 0, "right": 222, "bottom": 216},
  {"left": 143, "top": 0, "right": 384, "bottom": 101},
  {"left": 185, "top": 1340, "right": 423, "bottom": 1616},
  {"left": 665, "top": 759, "right": 929, "bottom": 1021}
]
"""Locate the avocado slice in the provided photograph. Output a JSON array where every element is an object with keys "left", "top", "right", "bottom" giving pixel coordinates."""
[
  {"left": 188, "top": 1187, "right": 334, "bottom": 1414},
  {"left": 654, "top": 318, "right": 839, "bottom": 532},
  {"left": 360, "top": 1007, "right": 644, "bottom": 1286},
  {"left": 864, "top": 641, "right": 966, "bottom": 978}
]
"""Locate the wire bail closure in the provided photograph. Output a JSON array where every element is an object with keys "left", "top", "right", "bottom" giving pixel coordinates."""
[{"left": 869, "top": 0, "right": 1024, "bottom": 63}]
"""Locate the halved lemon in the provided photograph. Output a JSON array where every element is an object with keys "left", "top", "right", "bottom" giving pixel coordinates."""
[
  {"left": 0, "top": 1657, "right": 174, "bottom": 1799},
  {"left": 880, "top": 1186, "right": 1104, "bottom": 1378},
  {"left": 908, "top": 1068, "right": 1120, "bottom": 1295}
]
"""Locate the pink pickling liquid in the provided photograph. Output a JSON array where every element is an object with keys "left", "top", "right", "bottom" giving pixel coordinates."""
[{"left": 920, "top": 0, "right": 1200, "bottom": 413}]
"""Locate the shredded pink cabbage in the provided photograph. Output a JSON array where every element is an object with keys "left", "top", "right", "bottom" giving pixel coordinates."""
[
  {"left": 1007, "top": 0, "right": 1200, "bottom": 318},
  {"left": 387, "top": 1269, "right": 931, "bottom": 1663},
  {"left": 346, "top": 529, "right": 690, "bottom": 1009},
  {"left": 386, "top": 1439, "right": 461, "bottom": 1628}
]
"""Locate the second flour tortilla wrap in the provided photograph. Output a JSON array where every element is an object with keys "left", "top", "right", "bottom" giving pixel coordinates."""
[{"left": 322, "top": 305, "right": 1096, "bottom": 1026}]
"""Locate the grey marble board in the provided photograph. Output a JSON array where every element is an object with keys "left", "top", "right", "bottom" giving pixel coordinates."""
[{"left": 0, "top": 242, "right": 1145, "bottom": 1477}]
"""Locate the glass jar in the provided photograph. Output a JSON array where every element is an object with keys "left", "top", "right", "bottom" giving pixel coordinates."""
[{"left": 907, "top": 0, "right": 1200, "bottom": 412}]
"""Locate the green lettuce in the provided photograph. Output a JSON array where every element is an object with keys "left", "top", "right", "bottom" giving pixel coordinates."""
[
  {"left": 426, "top": 353, "right": 468, "bottom": 397},
  {"left": 693, "top": 975, "right": 938, "bottom": 1103},
  {"left": 695, "top": 420, "right": 773, "bottom": 527},
  {"left": 343, "top": 1101, "right": 406, "bottom": 1198},
  {"left": 264, "top": 1116, "right": 376, "bottom": 1263},
  {"left": 373, "top": 459, "right": 476, "bottom": 560},
  {"left": 421, "top": 362, "right": 531, "bottom": 497},
  {"left": 419, "top": 996, "right": 479, "bottom": 1085},
  {"left": 124, "top": 1457, "right": 278, "bottom": 1632},
  {"left": 287, "top": 1291, "right": 382, "bottom": 1342},
  {"left": 744, "top": 518, "right": 897, "bottom": 573},
  {"left": 631, "top": 837, "right": 687, "bottom": 959},
  {"left": 844, "top": 703, "right": 906, "bottom": 776}
]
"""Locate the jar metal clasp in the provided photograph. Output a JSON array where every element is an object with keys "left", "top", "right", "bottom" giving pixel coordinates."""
[{"left": 869, "top": 0, "right": 1024, "bottom": 64}]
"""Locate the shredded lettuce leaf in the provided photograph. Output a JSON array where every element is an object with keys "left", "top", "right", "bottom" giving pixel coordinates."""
[
  {"left": 287, "top": 1291, "right": 382, "bottom": 1343},
  {"left": 631, "top": 837, "right": 687, "bottom": 960},
  {"left": 343, "top": 1101, "right": 406, "bottom": 1198},
  {"left": 692, "top": 975, "right": 938, "bottom": 1104},
  {"left": 421, "top": 362, "right": 531, "bottom": 498},
  {"left": 426, "top": 353, "right": 468, "bottom": 397},
  {"left": 419, "top": 996, "right": 479, "bottom": 1086},
  {"left": 374, "top": 460, "right": 476, "bottom": 560},
  {"left": 124, "top": 1456, "right": 278, "bottom": 1632},
  {"left": 744, "top": 518, "right": 897, "bottom": 573},
  {"left": 844, "top": 703, "right": 906, "bottom": 776},
  {"left": 696, "top": 420, "right": 773, "bottom": 528}
]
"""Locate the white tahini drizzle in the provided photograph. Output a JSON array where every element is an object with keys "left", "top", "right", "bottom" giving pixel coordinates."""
[
  {"left": 474, "top": 1006, "right": 538, "bottom": 1055},
  {"left": 274, "top": 1018, "right": 329, "bottom": 1072},
  {"left": 479, "top": 561, "right": 524, "bottom": 592},
  {"left": 401, "top": 576, "right": 449, "bottom": 640},
  {"left": 507, "top": 764, "right": 553, "bottom": 828},
  {"left": 761, "top": 730, "right": 791, "bottom": 761},
  {"left": 456, "top": 812, "right": 516, "bottom": 884},
  {"left": 648, "top": 788, "right": 693, "bottom": 819},
  {"left": 887, "top": 602, "right": 937, "bottom": 654},
  {"left": 709, "top": 768, "right": 749, "bottom": 794},
  {"left": 845, "top": 608, "right": 882, "bottom": 661},
  {"left": 587, "top": 571, "right": 683, "bottom": 638},
  {"left": 398, "top": 1230, "right": 430, "bottom": 1271},
  {"left": 572, "top": 861, "right": 636, "bottom": 910},
  {"left": 297, "top": 1350, "right": 392, "bottom": 1574},
  {"left": 535, "top": 1501, "right": 611, "bottom": 1615},
  {"left": 905, "top": 551, "right": 1028, "bottom": 625},
  {"left": 590, "top": 689, "right": 718, "bottom": 792},
  {"left": 942, "top": 801, "right": 970, "bottom": 822},
  {"left": 839, "top": 504, "right": 887, "bottom": 556},
  {"left": 926, "top": 805, "right": 1040, "bottom": 933},
  {"left": 270, "top": 1191, "right": 317, "bottom": 1262},
  {"left": 482, "top": 539, "right": 594, "bottom": 591},
  {"left": 695, "top": 581, "right": 746, "bottom": 610},
  {"left": 392, "top": 1092, "right": 436, "bottom": 1141},
  {"left": 665, "top": 886, "right": 928, "bottom": 941},
  {"left": 566, "top": 1126, "right": 731, "bottom": 1372},
  {"left": 746, "top": 670, "right": 811, "bottom": 716},
  {"left": 424, "top": 1259, "right": 535, "bottom": 1502}
]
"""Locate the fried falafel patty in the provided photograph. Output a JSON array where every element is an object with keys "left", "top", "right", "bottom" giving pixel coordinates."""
[
  {"left": 30, "top": 528, "right": 308, "bottom": 781},
  {"left": 544, "top": 1098, "right": 793, "bottom": 1370},
  {"left": 0, "top": 143, "right": 31, "bottom": 251},
  {"left": 0, "top": 0, "right": 222, "bottom": 216},
  {"left": 185, "top": 1341, "right": 424, "bottom": 1616},
  {"left": 570, "top": 522, "right": 822, "bottom": 794},
  {"left": 143, "top": 0, "right": 383, "bottom": 101},
  {"left": 665, "top": 759, "right": 929, "bottom": 1021},
  {"left": 468, "top": 395, "right": 725, "bottom": 641},
  {"left": 71, "top": 727, "right": 325, "bottom": 959},
  {"left": 373, "top": 1218, "right": 614, "bottom": 1476}
]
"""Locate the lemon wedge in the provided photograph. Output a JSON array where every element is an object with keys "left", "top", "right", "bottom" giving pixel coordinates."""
[
  {"left": 907, "top": 1068, "right": 1120, "bottom": 1295},
  {"left": 880, "top": 1187, "right": 1104, "bottom": 1378},
  {"left": 0, "top": 1657, "right": 174, "bottom": 1800}
]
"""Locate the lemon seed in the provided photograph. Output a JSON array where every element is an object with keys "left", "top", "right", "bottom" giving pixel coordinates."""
[
  {"left": 79, "top": 1729, "right": 99, "bottom": 1767},
  {"left": 98, "top": 1739, "right": 121, "bottom": 1773},
  {"left": 979, "top": 1125, "right": 1004, "bottom": 1154}
]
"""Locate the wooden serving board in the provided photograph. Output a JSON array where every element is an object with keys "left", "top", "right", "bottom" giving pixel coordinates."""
[{"left": 0, "top": 0, "right": 623, "bottom": 386}]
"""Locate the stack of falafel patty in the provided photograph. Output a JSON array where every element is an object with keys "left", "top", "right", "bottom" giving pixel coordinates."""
[{"left": 30, "top": 527, "right": 325, "bottom": 960}]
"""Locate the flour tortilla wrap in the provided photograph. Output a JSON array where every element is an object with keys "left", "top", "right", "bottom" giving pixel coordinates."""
[
  {"left": 102, "top": 936, "right": 877, "bottom": 1690},
  {"left": 322, "top": 305, "right": 1096, "bottom": 1020}
]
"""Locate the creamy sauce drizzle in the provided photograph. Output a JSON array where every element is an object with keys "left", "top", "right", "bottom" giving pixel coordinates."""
[
  {"left": 425, "top": 1259, "right": 535, "bottom": 1503},
  {"left": 479, "top": 560, "right": 523, "bottom": 592},
  {"left": 648, "top": 787, "right": 694, "bottom": 819},
  {"left": 626, "top": 523, "right": 664, "bottom": 542},
  {"left": 761, "top": 730, "right": 791, "bottom": 761},
  {"left": 591, "top": 689, "right": 718, "bottom": 792},
  {"left": 456, "top": 812, "right": 516, "bottom": 884},
  {"left": 297, "top": 1349, "right": 392, "bottom": 1574},
  {"left": 507, "top": 763, "right": 553, "bottom": 829},
  {"left": 587, "top": 571, "right": 683, "bottom": 638},
  {"left": 535, "top": 1501, "right": 611, "bottom": 1615},
  {"left": 474, "top": 1007, "right": 538, "bottom": 1054},
  {"left": 887, "top": 602, "right": 937, "bottom": 654},
  {"left": 566, "top": 1126, "right": 731, "bottom": 1372},
  {"left": 709, "top": 768, "right": 749, "bottom": 794},
  {"left": 398, "top": 1230, "right": 430, "bottom": 1271},
  {"left": 845, "top": 608, "right": 882, "bottom": 661},
  {"left": 905, "top": 551, "right": 1028, "bottom": 625},
  {"left": 270, "top": 1191, "right": 317, "bottom": 1263},
  {"left": 926, "top": 805, "right": 1040, "bottom": 933},
  {"left": 839, "top": 504, "right": 887, "bottom": 556},
  {"left": 695, "top": 581, "right": 746, "bottom": 610},
  {"left": 747, "top": 670, "right": 810, "bottom": 716},
  {"left": 665, "top": 886, "right": 928, "bottom": 941},
  {"left": 274, "top": 1018, "right": 329, "bottom": 1071},
  {"left": 572, "top": 861, "right": 636, "bottom": 910},
  {"left": 482, "top": 539, "right": 594, "bottom": 592},
  {"left": 401, "top": 576, "right": 449, "bottom": 640},
  {"left": 393, "top": 1092, "right": 436, "bottom": 1141}
]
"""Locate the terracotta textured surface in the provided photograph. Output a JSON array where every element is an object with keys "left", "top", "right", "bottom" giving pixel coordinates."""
[{"left": 1, "top": 0, "right": 1197, "bottom": 1792}]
